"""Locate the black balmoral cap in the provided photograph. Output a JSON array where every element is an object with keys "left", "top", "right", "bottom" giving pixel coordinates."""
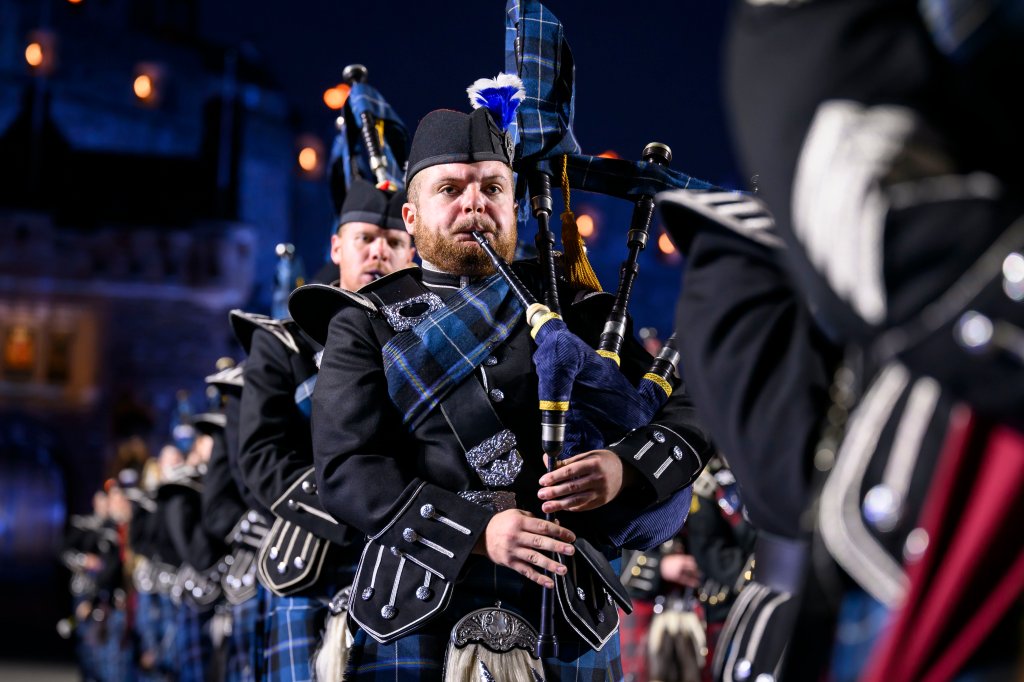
[
  {"left": 339, "top": 178, "right": 408, "bottom": 232},
  {"left": 405, "top": 108, "right": 513, "bottom": 184}
]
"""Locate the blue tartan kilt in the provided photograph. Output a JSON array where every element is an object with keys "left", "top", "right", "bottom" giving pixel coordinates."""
[
  {"left": 227, "top": 591, "right": 264, "bottom": 682},
  {"left": 176, "top": 604, "right": 214, "bottom": 682},
  {"left": 264, "top": 593, "right": 328, "bottom": 682},
  {"left": 94, "top": 606, "right": 136, "bottom": 682},
  {"left": 155, "top": 594, "right": 179, "bottom": 676},
  {"left": 344, "top": 556, "right": 623, "bottom": 681}
]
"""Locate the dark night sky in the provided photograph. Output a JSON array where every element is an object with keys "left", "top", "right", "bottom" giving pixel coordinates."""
[{"left": 200, "top": 1, "right": 740, "bottom": 186}]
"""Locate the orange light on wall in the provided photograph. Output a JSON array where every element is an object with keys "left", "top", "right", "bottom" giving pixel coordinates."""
[
  {"left": 323, "top": 83, "right": 351, "bottom": 110},
  {"left": 24, "top": 31, "right": 57, "bottom": 74},
  {"left": 576, "top": 214, "right": 595, "bottom": 238},
  {"left": 597, "top": 150, "right": 620, "bottom": 159},
  {"left": 297, "top": 134, "right": 325, "bottom": 178},
  {"left": 25, "top": 42, "right": 44, "bottom": 67},
  {"left": 657, "top": 231, "right": 677, "bottom": 255},
  {"left": 298, "top": 147, "right": 319, "bottom": 172},
  {"left": 133, "top": 63, "right": 165, "bottom": 107},
  {"left": 67, "top": 0, "right": 83, "bottom": 4},
  {"left": 133, "top": 74, "right": 154, "bottom": 100}
]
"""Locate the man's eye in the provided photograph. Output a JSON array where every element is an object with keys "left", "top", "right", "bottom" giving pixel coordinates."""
[
  {"left": 440, "top": 185, "right": 458, "bottom": 195},
  {"left": 486, "top": 184, "right": 503, "bottom": 194}
]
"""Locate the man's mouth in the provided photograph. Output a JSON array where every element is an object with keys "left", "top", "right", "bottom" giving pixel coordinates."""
[
  {"left": 453, "top": 228, "right": 493, "bottom": 243},
  {"left": 363, "top": 269, "right": 383, "bottom": 280}
]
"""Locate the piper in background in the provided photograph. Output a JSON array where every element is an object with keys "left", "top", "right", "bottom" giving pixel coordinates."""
[{"left": 233, "top": 181, "right": 414, "bottom": 682}]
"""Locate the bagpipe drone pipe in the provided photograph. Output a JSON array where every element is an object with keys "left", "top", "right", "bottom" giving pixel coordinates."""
[
  {"left": 499, "top": 0, "right": 724, "bottom": 551},
  {"left": 326, "top": 63, "right": 410, "bottom": 216}
]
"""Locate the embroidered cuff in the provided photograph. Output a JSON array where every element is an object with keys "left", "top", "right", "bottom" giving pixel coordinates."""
[
  {"left": 226, "top": 508, "right": 270, "bottom": 548},
  {"left": 348, "top": 482, "right": 494, "bottom": 643},
  {"left": 270, "top": 468, "right": 350, "bottom": 547},
  {"left": 608, "top": 424, "right": 706, "bottom": 502}
]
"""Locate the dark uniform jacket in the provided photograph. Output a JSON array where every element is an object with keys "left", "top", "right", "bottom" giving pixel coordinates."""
[
  {"left": 236, "top": 317, "right": 359, "bottom": 595},
  {"left": 238, "top": 325, "right": 321, "bottom": 514},
  {"left": 201, "top": 424, "right": 248, "bottom": 545},
  {"left": 310, "top": 264, "right": 712, "bottom": 643}
]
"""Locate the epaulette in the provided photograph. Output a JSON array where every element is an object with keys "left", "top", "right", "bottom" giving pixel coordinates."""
[
  {"left": 288, "top": 271, "right": 416, "bottom": 346},
  {"left": 193, "top": 411, "right": 228, "bottom": 435},
  {"left": 124, "top": 487, "right": 157, "bottom": 513},
  {"left": 229, "top": 310, "right": 300, "bottom": 356},
  {"left": 158, "top": 464, "right": 204, "bottom": 496},
  {"left": 69, "top": 514, "right": 102, "bottom": 532},
  {"left": 657, "top": 188, "right": 784, "bottom": 254},
  {"left": 205, "top": 363, "right": 245, "bottom": 393}
]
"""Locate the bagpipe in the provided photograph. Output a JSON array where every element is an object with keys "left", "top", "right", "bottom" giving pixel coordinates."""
[
  {"left": 327, "top": 63, "right": 409, "bottom": 215},
  {"left": 443, "top": 0, "right": 723, "bottom": 664}
]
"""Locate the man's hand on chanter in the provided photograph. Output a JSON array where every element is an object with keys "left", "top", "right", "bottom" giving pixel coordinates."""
[
  {"left": 538, "top": 449, "right": 629, "bottom": 513},
  {"left": 474, "top": 509, "right": 576, "bottom": 589}
]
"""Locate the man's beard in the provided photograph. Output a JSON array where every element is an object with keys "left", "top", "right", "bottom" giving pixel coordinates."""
[{"left": 414, "top": 215, "right": 517, "bottom": 278}]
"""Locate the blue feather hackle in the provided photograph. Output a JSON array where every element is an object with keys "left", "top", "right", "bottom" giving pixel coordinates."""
[{"left": 466, "top": 73, "right": 525, "bottom": 132}]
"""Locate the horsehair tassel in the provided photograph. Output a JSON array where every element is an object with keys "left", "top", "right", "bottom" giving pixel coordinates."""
[{"left": 559, "top": 155, "right": 602, "bottom": 292}]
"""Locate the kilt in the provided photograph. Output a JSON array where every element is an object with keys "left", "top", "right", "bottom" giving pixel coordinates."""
[
  {"left": 619, "top": 600, "right": 655, "bottom": 682},
  {"left": 176, "top": 604, "right": 214, "bottom": 682},
  {"left": 134, "top": 591, "right": 170, "bottom": 681},
  {"left": 344, "top": 556, "right": 624, "bottom": 681},
  {"left": 155, "top": 594, "right": 179, "bottom": 676},
  {"left": 264, "top": 593, "right": 328, "bottom": 682},
  {"left": 227, "top": 589, "right": 265, "bottom": 682},
  {"left": 93, "top": 606, "right": 135, "bottom": 682}
]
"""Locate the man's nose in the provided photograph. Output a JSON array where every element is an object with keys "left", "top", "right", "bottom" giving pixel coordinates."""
[
  {"left": 462, "top": 184, "right": 485, "bottom": 214},
  {"left": 369, "top": 236, "right": 389, "bottom": 260}
]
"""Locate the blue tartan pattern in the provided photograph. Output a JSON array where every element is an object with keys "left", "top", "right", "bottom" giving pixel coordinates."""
[
  {"left": 345, "top": 557, "right": 624, "bottom": 681},
  {"left": 155, "top": 594, "right": 179, "bottom": 677},
  {"left": 134, "top": 591, "right": 173, "bottom": 681},
  {"left": 328, "top": 80, "right": 409, "bottom": 218},
  {"left": 96, "top": 607, "right": 136, "bottom": 682},
  {"left": 504, "top": 0, "right": 716, "bottom": 226},
  {"left": 264, "top": 594, "right": 328, "bottom": 682},
  {"left": 382, "top": 275, "right": 523, "bottom": 428},
  {"left": 176, "top": 604, "right": 214, "bottom": 682},
  {"left": 227, "top": 593, "right": 264, "bottom": 682},
  {"left": 562, "top": 154, "right": 713, "bottom": 199},
  {"left": 503, "top": 0, "right": 580, "bottom": 164}
]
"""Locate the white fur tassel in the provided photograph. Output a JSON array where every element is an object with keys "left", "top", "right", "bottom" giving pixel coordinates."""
[{"left": 312, "top": 610, "right": 354, "bottom": 682}]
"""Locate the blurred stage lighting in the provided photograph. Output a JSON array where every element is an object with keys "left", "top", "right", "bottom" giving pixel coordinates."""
[
  {"left": 657, "top": 231, "right": 677, "bottom": 255},
  {"left": 576, "top": 214, "right": 595, "bottom": 238},
  {"left": 323, "top": 84, "right": 351, "bottom": 110},
  {"left": 24, "top": 31, "right": 57, "bottom": 74},
  {"left": 133, "top": 63, "right": 165, "bottom": 106}
]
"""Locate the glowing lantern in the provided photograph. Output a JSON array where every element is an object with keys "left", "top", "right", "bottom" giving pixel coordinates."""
[
  {"left": 657, "top": 231, "right": 677, "bottom": 255},
  {"left": 323, "top": 84, "right": 351, "bottom": 110},
  {"left": 576, "top": 213, "right": 595, "bottom": 238}
]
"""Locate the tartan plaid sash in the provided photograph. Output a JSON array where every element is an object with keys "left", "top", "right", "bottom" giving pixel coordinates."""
[{"left": 382, "top": 275, "right": 523, "bottom": 429}]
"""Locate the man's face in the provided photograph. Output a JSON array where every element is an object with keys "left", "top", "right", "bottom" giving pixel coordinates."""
[
  {"left": 331, "top": 222, "right": 415, "bottom": 292},
  {"left": 403, "top": 161, "right": 516, "bottom": 277}
]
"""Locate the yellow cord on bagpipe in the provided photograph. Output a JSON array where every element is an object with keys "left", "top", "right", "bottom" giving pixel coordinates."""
[
  {"left": 559, "top": 155, "right": 603, "bottom": 292},
  {"left": 642, "top": 372, "right": 674, "bottom": 398}
]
